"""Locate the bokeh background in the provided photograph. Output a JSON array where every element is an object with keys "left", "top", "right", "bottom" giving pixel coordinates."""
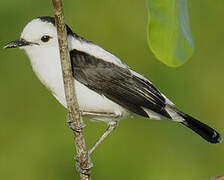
[{"left": 0, "top": 0, "right": 223, "bottom": 179}]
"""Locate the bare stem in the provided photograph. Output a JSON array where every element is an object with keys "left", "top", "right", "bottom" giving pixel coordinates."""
[
  {"left": 52, "top": 0, "right": 92, "bottom": 179},
  {"left": 211, "top": 174, "right": 224, "bottom": 180}
]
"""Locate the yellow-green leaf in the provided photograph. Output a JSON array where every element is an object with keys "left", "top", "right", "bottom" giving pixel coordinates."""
[{"left": 147, "top": 0, "right": 195, "bottom": 67}]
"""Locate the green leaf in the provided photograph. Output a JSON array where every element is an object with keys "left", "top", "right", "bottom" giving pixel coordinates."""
[{"left": 147, "top": 0, "right": 195, "bottom": 67}]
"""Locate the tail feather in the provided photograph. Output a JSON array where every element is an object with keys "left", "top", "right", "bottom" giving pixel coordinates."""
[
  {"left": 166, "top": 105, "right": 222, "bottom": 144},
  {"left": 177, "top": 111, "right": 222, "bottom": 144}
]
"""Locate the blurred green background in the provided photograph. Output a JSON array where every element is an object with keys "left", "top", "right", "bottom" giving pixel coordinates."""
[{"left": 0, "top": 0, "right": 223, "bottom": 179}]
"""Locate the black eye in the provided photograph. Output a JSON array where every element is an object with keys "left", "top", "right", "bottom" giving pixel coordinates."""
[{"left": 41, "top": 35, "right": 51, "bottom": 42}]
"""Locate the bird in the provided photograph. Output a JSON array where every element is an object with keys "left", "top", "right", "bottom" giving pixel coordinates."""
[{"left": 4, "top": 16, "right": 222, "bottom": 153}]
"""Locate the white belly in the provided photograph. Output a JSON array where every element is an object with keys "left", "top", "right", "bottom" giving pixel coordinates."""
[
  {"left": 53, "top": 80, "right": 128, "bottom": 119},
  {"left": 27, "top": 47, "right": 128, "bottom": 122}
]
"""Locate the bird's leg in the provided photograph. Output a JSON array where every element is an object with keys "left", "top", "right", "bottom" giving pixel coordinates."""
[
  {"left": 81, "top": 111, "right": 121, "bottom": 119},
  {"left": 67, "top": 110, "right": 121, "bottom": 155},
  {"left": 88, "top": 120, "right": 118, "bottom": 155}
]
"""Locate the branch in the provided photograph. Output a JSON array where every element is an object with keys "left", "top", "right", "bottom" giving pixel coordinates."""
[
  {"left": 211, "top": 174, "right": 224, "bottom": 180},
  {"left": 52, "top": 0, "right": 92, "bottom": 179}
]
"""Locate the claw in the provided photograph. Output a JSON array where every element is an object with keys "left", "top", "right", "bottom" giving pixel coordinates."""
[
  {"left": 75, "top": 154, "right": 93, "bottom": 175},
  {"left": 66, "top": 113, "right": 86, "bottom": 132}
]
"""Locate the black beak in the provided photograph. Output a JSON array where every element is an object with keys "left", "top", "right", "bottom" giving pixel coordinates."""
[{"left": 3, "top": 38, "right": 38, "bottom": 49}]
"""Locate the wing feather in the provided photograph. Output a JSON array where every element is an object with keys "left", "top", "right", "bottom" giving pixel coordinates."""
[{"left": 70, "top": 49, "right": 171, "bottom": 119}]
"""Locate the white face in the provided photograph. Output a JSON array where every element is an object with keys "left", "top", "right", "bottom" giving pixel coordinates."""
[
  {"left": 13, "top": 18, "right": 64, "bottom": 71},
  {"left": 20, "top": 19, "right": 59, "bottom": 50}
]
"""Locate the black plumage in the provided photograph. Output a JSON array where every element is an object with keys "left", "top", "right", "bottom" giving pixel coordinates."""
[
  {"left": 69, "top": 49, "right": 222, "bottom": 144},
  {"left": 70, "top": 49, "right": 171, "bottom": 119}
]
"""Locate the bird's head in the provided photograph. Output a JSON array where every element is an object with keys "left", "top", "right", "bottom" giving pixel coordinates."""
[
  {"left": 3, "top": 16, "right": 75, "bottom": 66},
  {"left": 4, "top": 16, "right": 60, "bottom": 51}
]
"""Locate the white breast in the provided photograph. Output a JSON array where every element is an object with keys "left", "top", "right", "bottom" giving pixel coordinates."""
[{"left": 24, "top": 43, "right": 128, "bottom": 122}]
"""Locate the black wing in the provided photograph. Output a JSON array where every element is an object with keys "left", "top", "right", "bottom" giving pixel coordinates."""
[{"left": 70, "top": 49, "right": 171, "bottom": 119}]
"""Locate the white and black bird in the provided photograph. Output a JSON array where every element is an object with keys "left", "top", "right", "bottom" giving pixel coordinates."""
[{"left": 4, "top": 16, "right": 222, "bottom": 152}]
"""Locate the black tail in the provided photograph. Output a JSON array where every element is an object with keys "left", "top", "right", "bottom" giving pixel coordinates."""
[{"left": 176, "top": 111, "right": 222, "bottom": 144}]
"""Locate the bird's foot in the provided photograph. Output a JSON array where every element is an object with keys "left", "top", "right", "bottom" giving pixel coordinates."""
[
  {"left": 66, "top": 113, "right": 86, "bottom": 132},
  {"left": 75, "top": 154, "right": 93, "bottom": 175}
]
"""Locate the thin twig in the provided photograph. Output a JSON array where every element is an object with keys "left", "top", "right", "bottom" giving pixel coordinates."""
[
  {"left": 211, "top": 174, "right": 224, "bottom": 180},
  {"left": 52, "top": 0, "right": 92, "bottom": 179}
]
